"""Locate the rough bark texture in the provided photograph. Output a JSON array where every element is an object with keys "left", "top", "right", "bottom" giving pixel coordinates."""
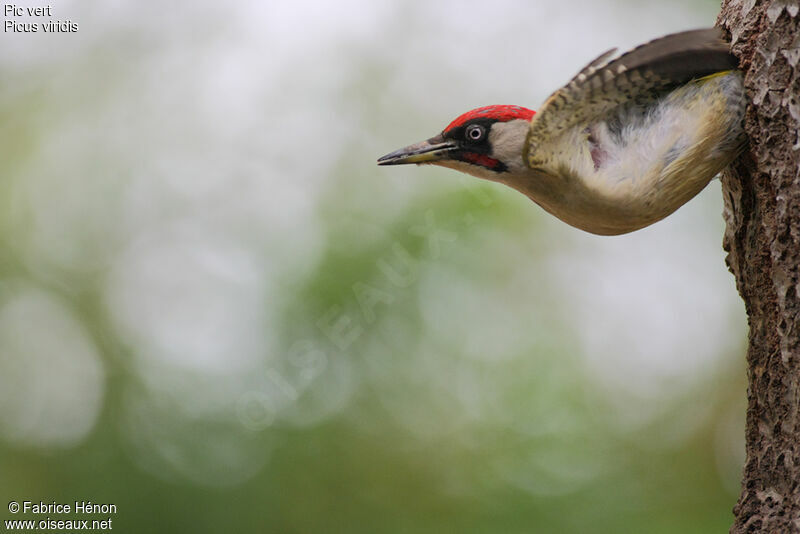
[{"left": 717, "top": 1, "right": 800, "bottom": 532}]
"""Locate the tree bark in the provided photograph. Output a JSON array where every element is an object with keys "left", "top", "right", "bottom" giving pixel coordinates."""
[{"left": 717, "top": 2, "right": 800, "bottom": 532}]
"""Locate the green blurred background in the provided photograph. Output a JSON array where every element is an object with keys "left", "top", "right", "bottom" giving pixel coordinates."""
[{"left": 0, "top": 0, "right": 747, "bottom": 532}]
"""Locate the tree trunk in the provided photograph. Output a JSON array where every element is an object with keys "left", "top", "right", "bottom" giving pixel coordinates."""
[{"left": 716, "top": 2, "right": 800, "bottom": 532}]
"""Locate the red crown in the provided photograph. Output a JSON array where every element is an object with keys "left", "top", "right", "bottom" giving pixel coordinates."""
[{"left": 444, "top": 105, "right": 535, "bottom": 132}]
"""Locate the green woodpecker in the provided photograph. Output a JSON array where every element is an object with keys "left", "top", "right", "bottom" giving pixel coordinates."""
[{"left": 377, "top": 28, "right": 746, "bottom": 235}]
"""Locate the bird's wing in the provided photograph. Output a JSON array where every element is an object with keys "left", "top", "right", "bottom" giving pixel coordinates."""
[{"left": 525, "top": 28, "right": 738, "bottom": 170}]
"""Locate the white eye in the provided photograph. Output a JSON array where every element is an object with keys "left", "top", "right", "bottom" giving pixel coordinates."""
[{"left": 466, "top": 124, "right": 484, "bottom": 141}]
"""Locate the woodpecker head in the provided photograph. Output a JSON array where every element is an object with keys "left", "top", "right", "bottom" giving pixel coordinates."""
[{"left": 377, "top": 105, "right": 535, "bottom": 182}]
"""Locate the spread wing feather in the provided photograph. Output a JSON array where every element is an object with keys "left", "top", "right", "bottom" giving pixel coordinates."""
[{"left": 525, "top": 28, "right": 738, "bottom": 169}]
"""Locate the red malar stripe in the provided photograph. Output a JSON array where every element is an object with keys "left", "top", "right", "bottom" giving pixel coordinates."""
[{"left": 462, "top": 152, "right": 500, "bottom": 169}]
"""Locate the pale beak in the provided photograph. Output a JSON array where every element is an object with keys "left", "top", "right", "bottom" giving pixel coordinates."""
[{"left": 377, "top": 135, "right": 458, "bottom": 166}]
